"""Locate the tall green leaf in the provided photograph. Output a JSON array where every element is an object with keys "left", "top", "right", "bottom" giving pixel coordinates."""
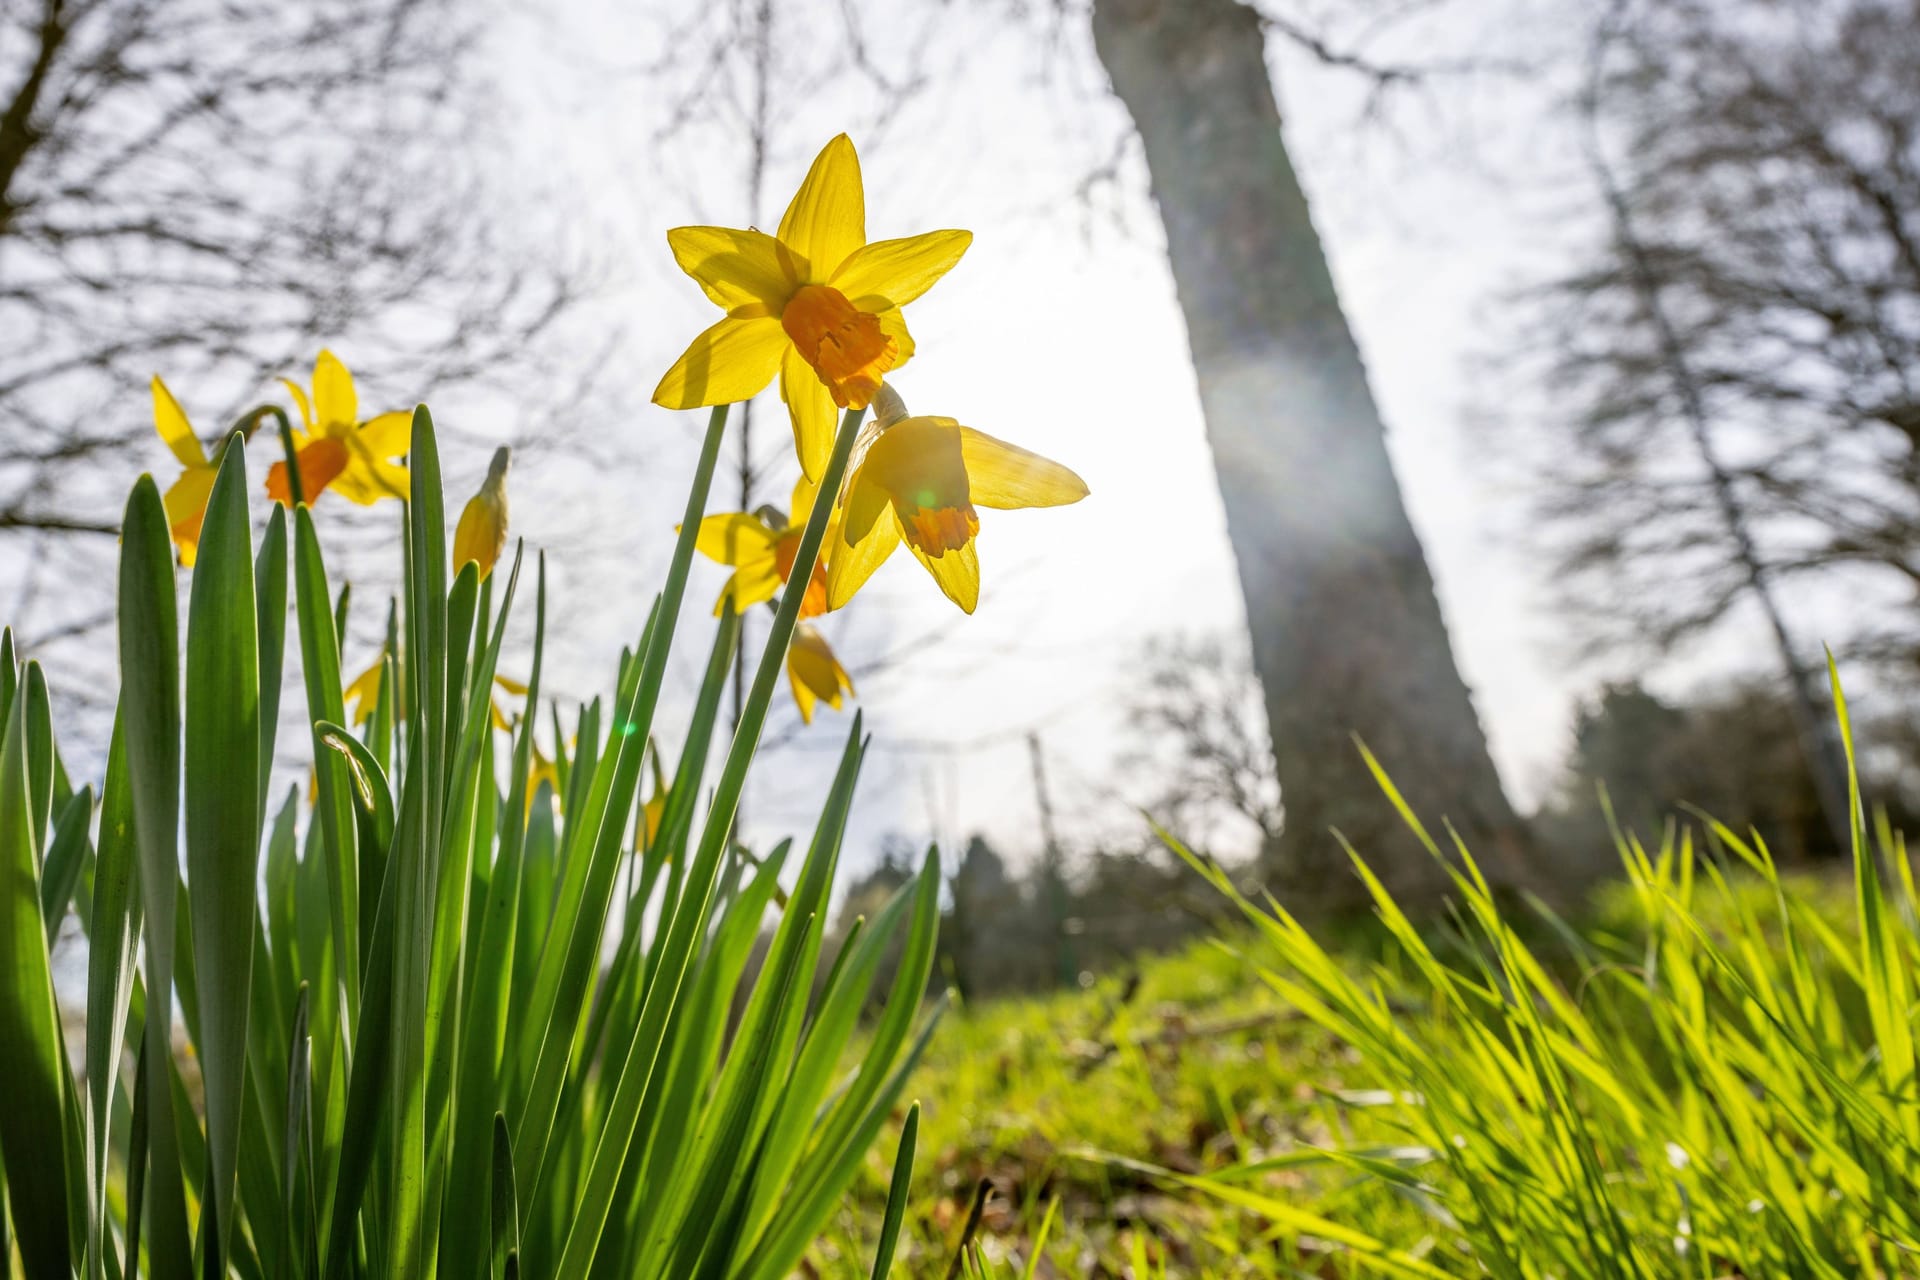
[
  {"left": 86, "top": 715, "right": 142, "bottom": 1280},
  {"left": 255, "top": 504, "right": 289, "bottom": 830},
  {"left": 182, "top": 434, "right": 262, "bottom": 1270},
  {"left": 0, "top": 663, "right": 75, "bottom": 1278},
  {"left": 116, "top": 475, "right": 193, "bottom": 1280}
]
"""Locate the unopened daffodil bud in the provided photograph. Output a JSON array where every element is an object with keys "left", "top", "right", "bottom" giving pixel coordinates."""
[{"left": 453, "top": 446, "right": 512, "bottom": 580}]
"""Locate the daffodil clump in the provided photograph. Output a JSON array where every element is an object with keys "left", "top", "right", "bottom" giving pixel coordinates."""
[
  {"left": 0, "top": 132, "right": 1066, "bottom": 1278},
  {"left": 669, "top": 135, "right": 1088, "bottom": 721}
]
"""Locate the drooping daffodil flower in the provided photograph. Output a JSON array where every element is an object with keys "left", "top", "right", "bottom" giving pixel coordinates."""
[
  {"left": 266, "top": 350, "right": 411, "bottom": 507},
  {"left": 652, "top": 134, "right": 972, "bottom": 482},
  {"left": 826, "top": 385, "right": 1088, "bottom": 614},
  {"left": 692, "top": 474, "right": 831, "bottom": 619},
  {"left": 151, "top": 376, "right": 223, "bottom": 567},
  {"left": 786, "top": 623, "right": 855, "bottom": 724}
]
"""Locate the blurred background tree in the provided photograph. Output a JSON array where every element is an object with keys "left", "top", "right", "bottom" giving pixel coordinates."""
[
  {"left": 1506, "top": 0, "right": 1920, "bottom": 849},
  {"left": 0, "top": 0, "right": 597, "bottom": 634},
  {"left": 1091, "top": 0, "right": 1537, "bottom": 910}
]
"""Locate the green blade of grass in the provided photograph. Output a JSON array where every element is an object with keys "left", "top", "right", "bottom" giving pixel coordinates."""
[{"left": 868, "top": 1102, "right": 920, "bottom": 1280}]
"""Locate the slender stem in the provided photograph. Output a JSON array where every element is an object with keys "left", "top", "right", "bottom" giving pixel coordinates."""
[{"left": 708, "top": 405, "right": 864, "bottom": 840}]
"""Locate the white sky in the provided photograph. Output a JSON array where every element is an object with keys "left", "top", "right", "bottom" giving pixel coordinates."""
[
  {"left": 460, "top": 0, "right": 1614, "bottom": 875},
  {"left": 54, "top": 0, "right": 1770, "bottom": 884}
]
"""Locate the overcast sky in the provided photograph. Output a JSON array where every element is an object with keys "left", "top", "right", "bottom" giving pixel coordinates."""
[
  {"left": 62, "top": 0, "right": 1764, "bottom": 885},
  {"left": 441, "top": 0, "right": 1631, "bottom": 876}
]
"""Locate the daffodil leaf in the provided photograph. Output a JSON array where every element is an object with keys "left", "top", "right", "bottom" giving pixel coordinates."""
[
  {"left": 492, "top": 1113, "right": 520, "bottom": 1280},
  {"left": 0, "top": 659, "right": 77, "bottom": 1278},
  {"left": 255, "top": 503, "right": 289, "bottom": 833},
  {"left": 85, "top": 712, "right": 142, "bottom": 1280},
  {"left": 292, "top": 506, "right": 362, "bottom": 1005},
  {"left": 182, "top": 432, "right": 261, "bottom": 1271},
  {"left": 38, "top": 784, "right": 93, "bottom": 944},
  {"left": 116, "top": 474, "right": 194, "bottom": 1280}
]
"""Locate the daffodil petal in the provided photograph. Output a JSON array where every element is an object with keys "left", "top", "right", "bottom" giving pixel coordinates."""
[
  {"left": 777, "top": 134, "right": 866, "bottom": 282},
  {"left": 279, "top": 378, "right": 315, "bottom": 435},
  {"left": 779, "top": 342, "right": 838, "bottom": 482},
  {"left": 909, "top": 531, "right": 980, "bottom": 614},
  {"left": 839, "top": 467, "right": 891, "bottom": 544},
  {"left": 693, "top": 513, "right": 779, "bottom": 566},
  {"left": 717, "top": 559, "right": 781, "bottom": 616},
  {"left": 152, "top": 377, "right": 207, "bottom": 468},
  {"left": 653, "top": 316, "right": 786, "bottom": 409},
  {"left": 831, "top": 229, "right": 972, "bottom": 310},
  {"left": 357, "top": 410, "right": 414, "bottom": 459},
  {"left": 876, "top": 308, "right": 915, "bottom": 370},
  {"left": 825, "top": 498, "right": 902, "bottom": 611},
  {"left": 786, "top": 624, "right": 852, "bottom": 722},
  {"left": 453, "top": 489, "right": 508, "bottom": 578},
  {"left": 668, "top": 225, "right": 800, "bottom": 313},
  {"left": 789, "top": 474, "right": 819, "bottom": 529},
  {"left": 314, "top": 349, "right": 358, "bottom": 430},
  {"left": 787, "top": 661, "right": 818, "bottom": 724},
  {"left": 162, "top": 465, "right": 216, "bottom": 528},
  {"left": 958, "top": 427, "right": 1089, "bottom": 510},
  {"left": 329, "top": 458, "right": 410, "bottom": 506}
]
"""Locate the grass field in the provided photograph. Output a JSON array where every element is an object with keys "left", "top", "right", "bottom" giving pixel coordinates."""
[{"left": 813, "top": 853, "right": 1882, "bottom": 1278}]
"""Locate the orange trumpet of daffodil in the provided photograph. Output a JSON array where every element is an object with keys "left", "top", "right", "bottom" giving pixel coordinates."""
[
  {"left": 786, "top": 623, "right": 855, "bottom": 724},
  {"left": 266, "top": 350, "right": 411, "bottom": 507},
  {"left": 826, "top": 386, "right": 1088, "bottom": 614},
  {"left": 692, "top": 474, "right": 830, "bottom": 619},
  {"left": 652, "top": 134, "right": 972, "bottom": 483},
  {"left": 152, "top": 376, "right": 222, "bottom": 567},
  {"left": 454, "top": 446, "right": 512, "bottom": 580}
]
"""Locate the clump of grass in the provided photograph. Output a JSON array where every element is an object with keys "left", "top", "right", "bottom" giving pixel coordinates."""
[
  {"left": 1155, "top": 667, "right": 1920, "bottom": 1277},
  {"left": 0, "top": 401, "right": 937, "bottom": 1277}
]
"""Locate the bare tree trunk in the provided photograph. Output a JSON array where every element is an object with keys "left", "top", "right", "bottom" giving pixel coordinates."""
[{"left": 1092, "top": 0, "right": 1533, "bottom": 910}]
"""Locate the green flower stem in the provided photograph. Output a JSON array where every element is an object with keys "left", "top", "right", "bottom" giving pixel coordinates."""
[{"left": 552, "top": 403, "right": 866, "bottom": 1275}]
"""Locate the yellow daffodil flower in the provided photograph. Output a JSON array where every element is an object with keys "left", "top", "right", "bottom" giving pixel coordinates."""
[
  {"left": 491, "top": 672, "right": 528, "bottom": 732},
  {"left": 344, "top": 647, "right": 520, "bottom": 731},
  {"left": 652, "top": 134, "right": 972, "bottom": 482},
  {"left": 692, "top": 475, "right": 830, "bottom": 619},
  {"left": 826, "top": 387, "right": 1088, "bottom": 615},
  {"left": 454, "top": 446, "right": 511, "bottom": 580},
  {"left": 152, "top": 376, "right": 219, "bottom": 567},
  {"left": 267, "top": 350, "right": 411, "bottom": 507},
  {"left": 344, "top": 648, "right": 398, "bottom": 727},
  {"left": 637, "top": 746, "right": 668, "bottom": 857},
  {"left": 529, "top": 739, "right": 561, "bottom": 804},
  {"left": 786, "top": 623, "right": 854, "bottom": 724}
]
